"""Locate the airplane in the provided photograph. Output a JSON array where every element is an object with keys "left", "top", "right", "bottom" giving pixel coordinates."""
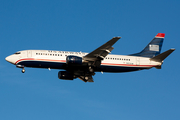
[{"left": 5, "top": 33, "right": 175, "bottom": 82}]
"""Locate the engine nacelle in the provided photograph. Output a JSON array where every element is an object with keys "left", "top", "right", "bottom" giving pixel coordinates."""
[
  {"left": 58, "top": 71, "right": 74, "bottom": 80},
  {"left": 66, "top": 55, "right": 82, "bottom": 65}
]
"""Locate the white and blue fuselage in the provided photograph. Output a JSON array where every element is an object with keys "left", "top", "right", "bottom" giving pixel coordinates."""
[
  {"left": 6, "top": 50, "right": 161, "bottom": 72},
  {"left": 5, "top": 33, "right": 175, "bottom": 82}
]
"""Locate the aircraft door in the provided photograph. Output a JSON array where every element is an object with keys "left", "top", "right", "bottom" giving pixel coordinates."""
[
  {"left": 27, "top": 51, "right": 32, "bottom": 57},
  {"left": 136, "top": 57, "right": 140, "bottom": 65}
]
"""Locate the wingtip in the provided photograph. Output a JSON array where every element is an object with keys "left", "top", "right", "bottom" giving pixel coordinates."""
[
  {"left": 113, "top": 36, "right": 121, "bottom": 39},
  {"left": 170, "top": 48, "right": 176, "bottom": 51}
]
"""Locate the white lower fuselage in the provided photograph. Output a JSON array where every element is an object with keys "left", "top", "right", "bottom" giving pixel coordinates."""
[{"left": 6, "top": 50, "right": 161, "bottom": 72}]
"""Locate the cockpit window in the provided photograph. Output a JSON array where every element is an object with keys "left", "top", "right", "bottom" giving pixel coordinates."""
[{"left": 14, "top": 52, "right": 21, "bottom": 54}]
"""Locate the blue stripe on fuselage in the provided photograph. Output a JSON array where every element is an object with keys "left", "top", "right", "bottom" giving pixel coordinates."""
[
  {"left": 98, "top": 65, "right": 146, "bottom": 72},
  {"left": 17, "top": 61, "right": 66, "bottom": 69},
  {"left": 17, "top": 60, "right": 148, "bottom": 72}
]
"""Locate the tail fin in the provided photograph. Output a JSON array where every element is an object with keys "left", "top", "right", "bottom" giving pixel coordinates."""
[{"left": 130, "top": 33, "right": 165, "bottom": 58}]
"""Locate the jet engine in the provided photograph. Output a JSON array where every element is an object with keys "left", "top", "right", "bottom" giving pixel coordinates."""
[
  {"left": 66, "top": 55, "right": 82, "bottom": 65},
  {"left": 58, "top": 71, "right": 74, "bottom": 80}
]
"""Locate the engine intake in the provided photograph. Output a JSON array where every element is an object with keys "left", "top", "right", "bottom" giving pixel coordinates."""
[
  {"left": 58, "top": 71, "right": 74, "bottom": 80},
  {"left": 66, "top": 56, "right": 82, "bottom": 65}
]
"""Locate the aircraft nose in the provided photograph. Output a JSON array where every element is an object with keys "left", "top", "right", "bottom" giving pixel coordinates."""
[
  {"left": 5, "top": 55, "right": 15, "bottom": 64},
  {"left": 5, "top": 56, "right": 10, "bottom": 62}
]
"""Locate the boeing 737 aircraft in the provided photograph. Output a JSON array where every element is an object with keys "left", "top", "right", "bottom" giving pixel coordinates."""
[{"left": 5, "top": 33, "right": 175, "bottom": 82}]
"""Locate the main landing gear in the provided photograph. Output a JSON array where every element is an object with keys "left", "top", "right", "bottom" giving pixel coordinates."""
[{"left": 89, "top": 66, "right": 94, "bottom": 73}]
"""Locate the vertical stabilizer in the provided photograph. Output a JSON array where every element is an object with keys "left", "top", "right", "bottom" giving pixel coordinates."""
[{"left": 130, "top": 33, "right": 165, "bottom": 58}]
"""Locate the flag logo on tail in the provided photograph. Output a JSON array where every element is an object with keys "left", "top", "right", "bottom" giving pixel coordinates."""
[{"left": 149, "top": 44, "right": 159, "bottom": 51}]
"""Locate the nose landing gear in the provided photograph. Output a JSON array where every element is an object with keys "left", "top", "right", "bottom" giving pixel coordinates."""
[
  {"left": 22, "top": 68, "right": 25, "bottom": 73},
  {"left": 16, "top": 65, "right": 25, "bottom": 73}
]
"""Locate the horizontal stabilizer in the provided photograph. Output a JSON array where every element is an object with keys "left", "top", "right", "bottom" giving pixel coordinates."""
[
  {"left": 150, "top": 49, "right": 175, "bottom": 62},
  {"left": 155, "top": 66, "right": 161, "bottom": 69}
]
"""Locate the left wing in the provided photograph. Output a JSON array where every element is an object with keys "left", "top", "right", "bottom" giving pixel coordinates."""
[
  {"left": 75, "top": 37, "right": 121, "bottom": 82},
  {"left": 83, "top": 37, "right": 121, "bottom": 62}
]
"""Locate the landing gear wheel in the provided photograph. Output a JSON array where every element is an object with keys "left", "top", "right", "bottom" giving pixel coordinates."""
[
  {"left": 22, "top": 68, "right": 25, "bottom": 73},
  {"left": 85, "top": 76, "right": 89, "bottom": 81},
  {"left": 89, "top": 67, "right": 94, "bottom": 73}
]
